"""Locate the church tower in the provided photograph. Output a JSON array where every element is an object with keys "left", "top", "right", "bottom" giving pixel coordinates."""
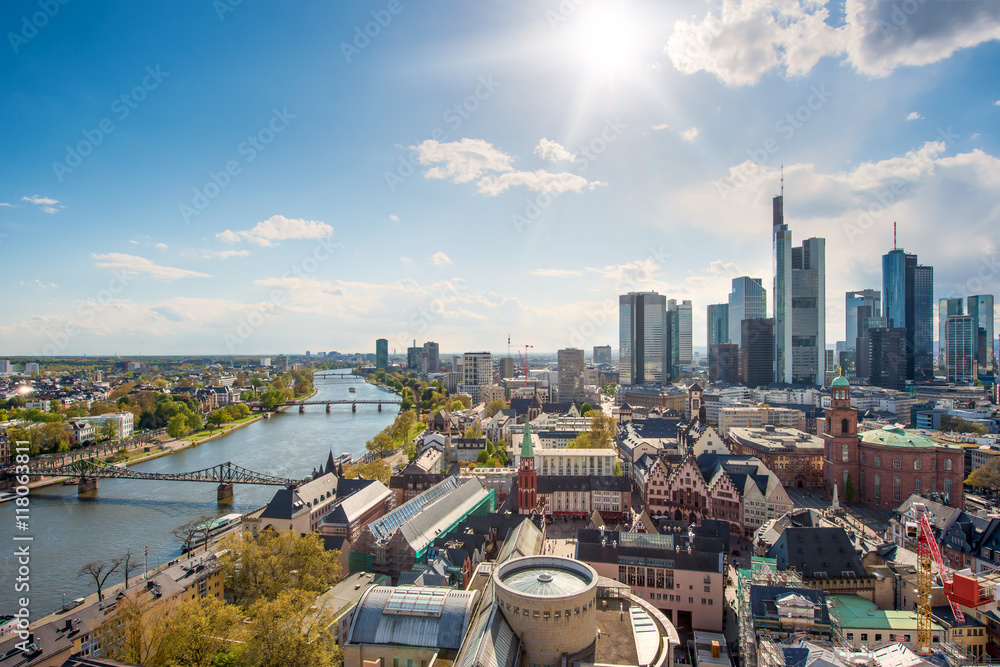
[
  {"left": 518, "top": 421, "right": 537, "bottom": 514},
  {"left": 823, "top": 377, "right": 860, "bottom": 501}
]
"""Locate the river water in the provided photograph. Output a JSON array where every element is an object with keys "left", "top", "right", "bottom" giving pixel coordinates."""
[{"left": 0, "top": 372, "right": 397, "bottom": 617}]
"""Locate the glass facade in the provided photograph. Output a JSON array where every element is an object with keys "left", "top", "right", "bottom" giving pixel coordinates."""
[
  {"left": 620, "top": 292, "right": 668, "bottom": 385},
  {"left": 968, "top": 295, "right": 995, "bottom": 370},
  {"left": 707, "top": 303, "right": 729, "bottom": 347},
  {"left": 938, "top": 298, "right": 963, "bottom": 372},
  {"left": 773, "top": 196, "right": 792, "bottom": 383},
  {"left": 729, "top": 277, "right": 767, "bottom": 347}
]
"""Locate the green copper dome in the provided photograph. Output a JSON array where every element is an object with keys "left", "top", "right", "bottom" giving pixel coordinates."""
[{"left": 831, "top": 376, "right": 850, "bottom": 387}]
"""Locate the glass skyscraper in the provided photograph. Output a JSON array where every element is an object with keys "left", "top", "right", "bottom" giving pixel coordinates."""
[
  {"left": 938, "top": 297, "right": 963, "bottom": 372},
  {"left": 845, "top": 290, "right": 880, "bottom": 351},
  {"left": 882, "top": 247, "right": 933, "bottom": 382},
  {"left": 728, "top": 277, "right": 766, "bottom": 347},
  {"left": 707, "top": 303, "right": 729, "bottom": 347},
  {"left": 773, "top": 195, "right": 792, "bottom": 383},
  {"left": 968, "top": 294, "right": 995, "bottom": 370},
  {"left": 619, "top": 292, "right": 668, "bottom": 385}
]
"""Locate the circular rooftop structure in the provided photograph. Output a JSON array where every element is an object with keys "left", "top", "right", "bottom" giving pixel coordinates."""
[
  {"left": 493, "top": 556, "right": 598, "bottom": 664},
  {"left": 831, "top": 376, "right": 850, "bottom": 387}
]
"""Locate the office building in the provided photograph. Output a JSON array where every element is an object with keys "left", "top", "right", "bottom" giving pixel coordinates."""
[
  {"left": 741, "top": 318, "right": 775, "bottom": 388},
  {"left": 670, "top": 299, "right": 693, "bottom": 372},
  {"left": 459, "top": 352, "right": 492, "bottom": 403},
  {"left": 593, "top": 345, "right": 612, "bottom": 365},
  {"left": 619, "top": 291, "right": 669, "bottom": 385},
  {"left": 945, "top": 316, "right": 976, "bottom": 385},
  {"left": 846, "top": 290, "right": 880, "bottom": 351},
  {"left": 868, "top": 328, "right": 907, "bottom": 391},
  {"left": 772, "top": 193, "right": 825, "bottom": 385},
  {"left": 709, "top": 344, "right": 739, "bottom": 384},
  {"left": 968, "top": 295, "right": 995, "bottom": 370},
  {"left": 422, "top": 341, "right": 440, "bottom": 373},
  {"left": 557, "top": 348, "right": 585, "bottom": 401},
  {"left": 375, "top": 338, "right": 388, "bottom": 370},
  {"left": 728, "top": 277, "right": 767, "bottom": 347},
  {"left": 938, "top": 298, "right": 964, "bottom": 373},
  {"left": 707, "top": 303, "right": 729, "bottom": 347},
  {"left": 882, "top": 246, "right": 933, "bottom": 382},
  {"left": 499, "top": 356, "right": 515, "bottom": 379}
]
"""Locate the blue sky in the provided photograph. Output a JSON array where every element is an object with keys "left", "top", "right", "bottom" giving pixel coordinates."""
[{"left": 2, "top": 0, "right": 999, "bottom": 356}]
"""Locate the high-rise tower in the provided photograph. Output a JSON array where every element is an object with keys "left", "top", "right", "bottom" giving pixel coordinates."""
[{"left": 619, "top": 292, "right": 669, "bottom": 385}]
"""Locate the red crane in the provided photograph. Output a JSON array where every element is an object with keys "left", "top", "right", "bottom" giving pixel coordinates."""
[
  {"left": 911, "top": 501, "right": 963, "bottom": 654},
  {"left": 517, "top": 344, "right": 533, "bottom": 387}
]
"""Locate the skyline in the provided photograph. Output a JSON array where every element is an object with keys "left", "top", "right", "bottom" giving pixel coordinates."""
[{"left": 3, "top": 1, "right": 1000, "bottom": 356}]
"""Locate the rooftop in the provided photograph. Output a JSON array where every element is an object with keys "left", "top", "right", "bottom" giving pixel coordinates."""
[{"left": 860, "top": 425, "right": 962, "bottom": 450}]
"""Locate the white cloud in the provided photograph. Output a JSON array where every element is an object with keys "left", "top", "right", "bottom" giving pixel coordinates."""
[
  {"left": 17, "top": 279, "right": 58, "bottom": 290},
  {"left": 411, "top": 138, "right": 514, "bottom": 183},
  {"left": 215, "top": 215, "right": 333, "bottom": 247},
  {"left": 531, "top": 268, "right": 584, "bottom": 277},
  {"left": 91, "top": 253, "right": 211, "bottom": 280},
  {"left": 995, "top": 100, "right": 1000, "bottom": 106},
  {"left": 203, "top": 249, "right": 250, "bottom": 260},
  {"left": 22, "top": 195, "right": 58, "bottom": 206},
  {"left": 681, "top": 127, "right": 700, "bottom": 142},
  {"left": 431, "top": 251, "right": 452, "bottom": 266},
  {"left": 651, "top": 123, "right": 671, "bottom": 131},
  {"left": 400, "top": 256, "right": 413, "bottom": 264},
  {"left": 128, "top": 239, "right": 140, "bottom": 245},
  {"left": 0, "top": 202, "right": 14, "bottom": 207},
  {"left": 708, "top": 260, "right": 741, "bottom": 276},
  {"left": 665, "top": 0, "right": 1000, "bottom": 86},
  {"left": 389, "top": 214, "right": 399, "bottom": 221},
  {"left": 534, "top": 138, "right": 577, "bottom": 163},
  {"left": 412, "top": 138, "right": 604, "bottom": 196},
  {"left": 154, "top": 242, "right": 168, "bottom": 250},
  {"left": 477, "top": 170, "right": 604, "bottom": 196},
  {"left": 906, "top": 111, "right": 922, "bottom": 121}
]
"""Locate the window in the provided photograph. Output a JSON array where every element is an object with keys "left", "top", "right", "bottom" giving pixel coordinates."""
[
  {"left": 944, "top": 459, "right": 953, "bottom": 471},
  {"left": 841, "top": 418, "right": 849, "bottom": 434},
  {"left": 875, "top": 455, "right": 881, "bottom": 467},
  {"left": 861, "top": 633, "right": 867, "bottom": 642},
  {"left": 874, "top": 473, "right": 881, "bottom": 499},
  {"left": 861, "top": 452, "right": 866, "bottom": 464},
  {"left": 893, "top": 457, "right": 901, "bottom": 469},
  {"left": 914, "top": 459, "right": 921, "bottom": 471},
  {"left": 914, "top": 478, "right": 921, "bottom": 494},
  {"left": 689, "top": 597, "right": 694, "bottom": 603},
  {"left": 945, "top": 478, "right": 953, "bottom": 497},
  {"left": 875, "top": 634, "right": 882, "bottom": 642},
  {"left": 847, "top": 633, "right": 854, "bottom": 641},
  {"left": 842, "top": 443, "right": 849, "bottom": 462},
  {"left": 893, "top": 476, "right": 901, "bottom": 503}
]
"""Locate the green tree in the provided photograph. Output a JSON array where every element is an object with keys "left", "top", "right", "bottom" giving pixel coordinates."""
[
  {"left": 464, "top": 425, "right": 484, "bottom": 439},
  {"left": 243, "top": 590, "right": 341, "bottom": 667},
  {"left": 156, "top": 596, "right": 245, "bottom": 667},
  {"left": 187, "top": 412, "right": 204, "bottom": 433},
  {"left": 614, "top": 461, "right": 623, "bottom": 476},
  {"left": 207, "top": 410, "right": 227, "bottom": 430},
  {"left": 476, "top": 450, "right": 489, "bottom": 465},
  {"left": 967, "top": 458, "right": 1000, "bottom": 490},
  {"left": 845, "top": 474, "right": 855, "bottom": 503},
  {"left": 167, "top": 414, "right": 190, "bottom": 439},
  {"left": 486, "top": 399, "right": 508, "bottom": 417},
  {"left": 100, "top": 419, "right": 118, "bottom": 441},
  {"left": 343, "top": 459, "right": 391, "bottom": 485},
  {"left": 365, "top": 431, "right": 395, "bottom": 457},
  {"left": 219, "top": 530, "right": 340, "bottom": 606},
  {"left": 580, "top": 402, "right": 593, "bottom": 416}
]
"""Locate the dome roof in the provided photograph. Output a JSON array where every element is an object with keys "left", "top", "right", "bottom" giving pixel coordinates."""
[
  {"left": 831, "top": 377, "right": 850, "bottom": 387},
  {"left": 859, "top": 425, "right": 961, "bottom": 449}
]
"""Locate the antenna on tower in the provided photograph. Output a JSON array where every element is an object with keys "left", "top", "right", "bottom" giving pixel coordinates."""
[
  {"left": 893, "top": 221, "right": 897, "bottom": 250},
  {"left": 780, "top": 164, "right": 784, "bottom": 197}
]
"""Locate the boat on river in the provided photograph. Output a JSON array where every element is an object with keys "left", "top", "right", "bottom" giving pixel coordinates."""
[{"left": 182, "top": 513, "right": 243, "bottom": 551}]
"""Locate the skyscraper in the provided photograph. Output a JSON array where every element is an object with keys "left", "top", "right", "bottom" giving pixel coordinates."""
[
  {"left": 557, "top": 348, "right": 585, "bottom": 401},
  {"left": 422, "top": 341, "right": 440, "bottom": 373},
  {"left": 741, "top": 319, "right": 775, "bottom": 388},
  {"left": 945, "top": 316, "right": 975, "bottom": 385},
  {"left": 709, "top": 344, "right": 740, "bottom": 384},
  {"left": 460, "top": 351, "right": 492, "bottom": 403},
  {"left": 868, "top": 327, "right": 907, "bottom": 391},
  {"left": 968, "top": 295, "right": 995, "bottom": 371},
  {"left": 375, "top": 338, "right": 389, "bottom": 370},
  {"left": 938, "top": 298, "right": 963, "bottom": 373},
  {"left": 728, "top": 277, "right": 766, "bottom": 347},
  {"left": 707, "top": 303, "right": 729, "bottom": 347},
  {"left": 619, "top": 292, "right": 668, "bottom": 386},
  {"left": 772, "top": 192, "right": 825, "bottom": 385},
  {"left": 675, "top": 299, "right": 693, "bottom": 370},
  {"left": 882, "top": 245, "right": 933, "bottom": 382},
  {"left": 593, "top": 345, "right": 612, "bottom": 365},
  {"left": 846, "top": 290, "right": 880, "bottom": 351}
]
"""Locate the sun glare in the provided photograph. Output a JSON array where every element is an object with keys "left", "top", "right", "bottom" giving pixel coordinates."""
[{"left": 565, "top": 3, "right": 645, "bottom": 78}]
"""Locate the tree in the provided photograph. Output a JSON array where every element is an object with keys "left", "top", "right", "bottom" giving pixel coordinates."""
[
  {"left": 101, "top": 419, "right": 118, "bottom": 441},
  {"left": 207, "top": 410, "right": 227, "bottom": 430},
  {"left": 464, "top": 425, "right": 484, "bottom": 439},
  {"left": 243, "top": 590, "right": 341, "bottom": 667},
  {"left": 173, "top": 516, "right": 215, "bottom": 554},
  {"left": 187, "top": 412, "right": 204, "bottom": 433},
  {"left": 155, "top": 595, "right": 246, "bottom": 667},
  {"left": 121, "top": 549, "right": 142, "bottom": 589},
  {"left": 219, "top": 530, "right": 340, "bottom": 606},
  {"left": 580, "top": 402, "right": 593, "bottom": 416},
  {"left": 167, "top": 414, "right": 190, "bottom": 439},
  {"left": 96, "top": 590, "right": 170, "bottom": 665},
  {"left": 343, "top": 459, "right": 391, "bottom": 485},
  {"left": 566, "top": 433, "right": 595, "bottom": 449},
  {"left": 476, "top": 450, "right": 489, "bottom": 465},
  {"left": 967, "top": 458, "right": 1000, "bottom": 490},
  {"left": 588, "top": 411, "right": 615, "bottom": 449},
  {"left": 614, "top": 461, "right": 623, "bottom": 477},
  {"left": 486, "top": 399, "right": 508, "bottom": 417},
  {"left": 845, "top": 474, "right": 855, "bottom": 503},
  {"left": 365, "top": 431, "right": 395, "bottom": 457},
  {"left": 78, "top": 559, "right": 121, "bottom": 601}
]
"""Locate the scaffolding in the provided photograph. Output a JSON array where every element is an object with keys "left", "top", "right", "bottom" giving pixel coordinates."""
[{"left": 736, "top": 557, "right": 805, "bottom": 667}]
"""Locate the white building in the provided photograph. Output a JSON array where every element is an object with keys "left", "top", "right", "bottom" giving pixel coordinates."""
[
  {"left": 460, "top": 352, "right": 492, "bottom": 404},
  {"left": 534, "top": 448, "right": 617, "bottom": 477},
  {"left": 79, "top": 411, "right": 135, "bottom": 439}
]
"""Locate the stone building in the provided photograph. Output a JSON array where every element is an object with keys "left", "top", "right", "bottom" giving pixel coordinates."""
[{"left": 727, "top": 425, "right": 825, "bottom": 490}]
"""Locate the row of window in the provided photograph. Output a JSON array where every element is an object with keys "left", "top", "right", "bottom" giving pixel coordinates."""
[{"left": 869, "top": 473, "right": 953, "bottom": 501}]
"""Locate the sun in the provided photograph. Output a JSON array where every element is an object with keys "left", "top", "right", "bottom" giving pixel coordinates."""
[{"left": 562, "top": 3, "right": 647, "bottom": 79}]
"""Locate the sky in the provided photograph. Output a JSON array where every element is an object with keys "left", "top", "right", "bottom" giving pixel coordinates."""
[{"left": 2, "top": 0, "right": 999, "bottom": 357}]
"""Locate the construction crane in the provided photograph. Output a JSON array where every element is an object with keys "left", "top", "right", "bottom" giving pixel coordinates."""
[
  {"left": 910, "top": 502, "right": 964, "bottom": 653},
  {"left": 516, "top": 344, "right": 533, "bottom": 387}
]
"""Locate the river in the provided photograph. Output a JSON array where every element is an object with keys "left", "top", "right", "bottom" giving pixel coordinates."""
[{"left": 0, "top": 372, "right": 397, "bottom": 617}]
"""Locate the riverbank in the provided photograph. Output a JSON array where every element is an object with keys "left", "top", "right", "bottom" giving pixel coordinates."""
[{"left": 25, "top": 386, "right": 322, "bottom": 490}]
